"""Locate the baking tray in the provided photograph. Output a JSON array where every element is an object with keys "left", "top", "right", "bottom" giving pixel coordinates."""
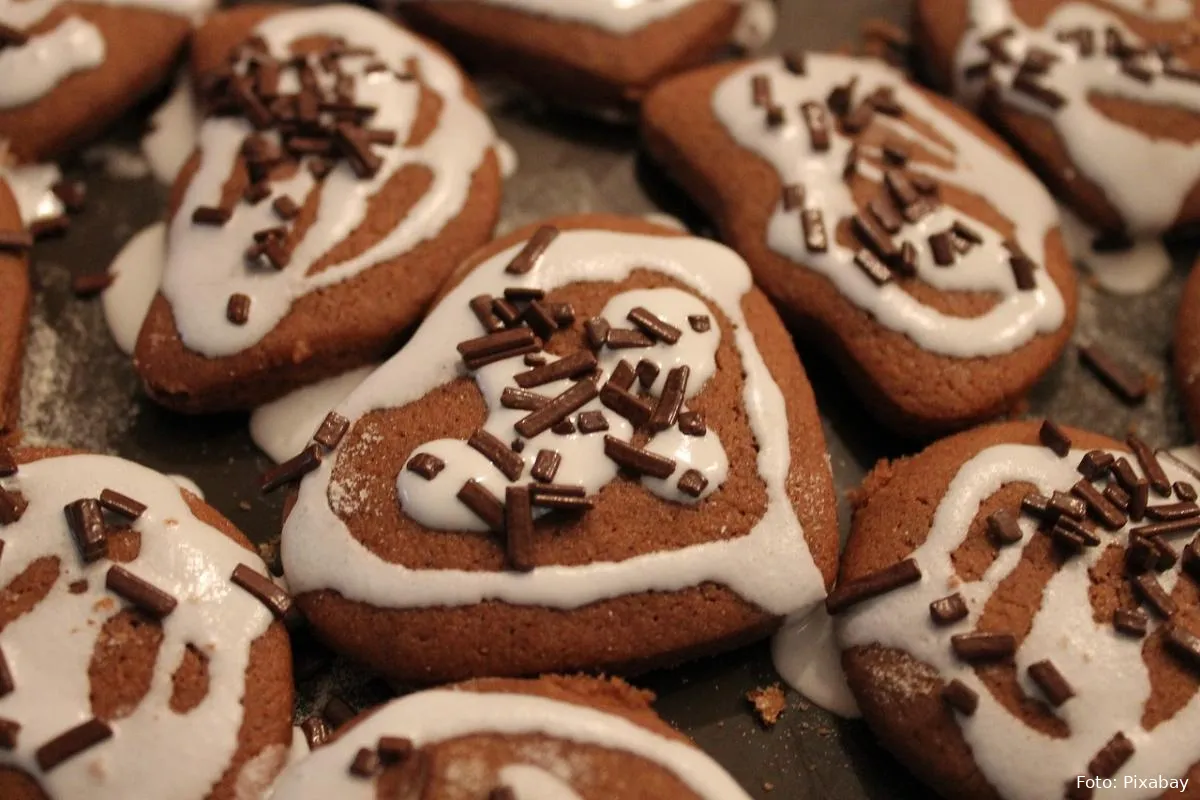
[{"left": 16, "top": 0, "right": 1198, "bottom": 797}]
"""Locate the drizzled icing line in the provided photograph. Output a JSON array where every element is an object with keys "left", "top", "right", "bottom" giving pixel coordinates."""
[
  {"left": 160, "top": 4, "right": 497, "bottom": 358},
  {"left": 837, "top": 444, "right": 1200, "bottom": 799},
  {"left": 0, "top": 0, "right": 214, "bottom": 29},
  {"left": 710, "top": 53, "right": 1066, "bottom": 359},
  {"left": 270, "top": 688, "right": 752, "bottom": 799},
  {"left": 403, "top": 0, "right": 714, "bottom": 35},
  {"left": 0, "top": 454, "right": 277, "bottom": 799},
  {"left": 953, "top": 0, "right": 1200, "bottom": 234},
  {"left": 282, "top": 228, "right": 825, "bottom": 617}
]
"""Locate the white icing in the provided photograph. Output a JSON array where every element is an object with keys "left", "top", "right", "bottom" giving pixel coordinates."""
[
  {"left": 396, "top": 286, "right": 725, "bottom": 533},
  {"left": 249, "top": 365, "right": 375, "bottom": 463},
  {"left": 270, "top": 688, "right": 752, "bottom": 799},
  {"left": 837, "top": 444, "right": 1200, "bottom": 799},
  {"left": 771, "top": 605, "right": 861, "bottom": 718},
  {"left": 0, "top": 0, "right": 213, "bottom": 29},
  {"left": 711, "top": 54, "right": 1066, "bottom": 358},
  {"left": 497, "top": 764, "right": 584, "bottom": 800},
  {"left": 168, "top": 473, "right": 204, "bottom": 500},
  {"left": 0, "top": 455, "right": 275, "bottom": 798},
  {"left": 1057, "top": 203, "right": 1171, "bottom": 295},
  {"left": 141, "top": 76, "right": 200, "bottom": 186},
  {"left": 0, "top": 16, "right": 104, "bottom": 110},
  {"left": 731, "top": 0, "right": 776, "bottom": 50},
  {"left": 1170, "top": 446, "right": 1200, "bottom": 472},
  {"left": 407, "top": 0, "right": 708, "bottom": 35},
  {"left": 0, "top": 162, "right": 64, "bottom": 226},
  {"left": 954, "top": 0, "right": 1200, "bottom": 235},
  {"left": 159, "top": 5, "right": 498, "bottom": 358},
  {"left": 641, "top": 212, "right": 688, "bottom": 231},
  {"left": 82, "top": 144, "right": 151, "bottom": 180},
  {"left": 496, "top": 137, "right": 519, "bottom": 179},
  {"left": 103, "top": 222, "right": 166, "bottom": 355},
  {"left": 1099, "top": 0, "right": 1194, "bottom": 19},
  {"left": 287, "top": 727, "right": 310, "bottom": 768},
  {"left": 283, "top": 229, "right": 825, "bottom": 619}
]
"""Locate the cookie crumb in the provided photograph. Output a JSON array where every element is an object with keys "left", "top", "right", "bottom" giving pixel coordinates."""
[
  {"left": 746, "top": 683, "right": 787, "bottom": 727},
  {"left": 763, "top": 781, "right": 775, "bottom": 792}
]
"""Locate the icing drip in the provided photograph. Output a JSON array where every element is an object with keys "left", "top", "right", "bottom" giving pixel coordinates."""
[
  {"left": 711, "top": 54, "right": 1066, "bottom": 359},
  {"left": 159, "top": 5, "right": 497, "bottom": 358},
  {"left": 406, "top": 0, "right": 708, "bottom": 35},
  {"left": 250, "top": 365, "right": 375, "bottom": 463},
  {"left": 837, "top": 444, "right": 1200, "bottom": 799},
  {"left": 0, "top": 163, "right": 64, "bottom": 226},
  {"left": 0, "top": 17, "right": 104, "bottom": 110},
  {"left": 1057, "top": 204, "right": 1171, "bottom": 295},
  {"left": 0, "top": 455, "right": 275, "bottom": 798},
  {"left": 771, "top": 605, "right": 861, "bottom": 718},
  {"left": 283, "top": 229, "right": 825, "bottom": 617},
  {"left": 141, "top": 76, "right": 200, "bottom": 186},
  {"left": 270, "top": 689, "right": 752, "bottom": 799},
  {"left": 103, "top": 223, "right": 166, "bottom": 355},
  {"left": 397, "top": 287, "right": 727, "bottom": 532},
  {"left": 953, "top": 0, "right": 1200, "bottom": 235}
]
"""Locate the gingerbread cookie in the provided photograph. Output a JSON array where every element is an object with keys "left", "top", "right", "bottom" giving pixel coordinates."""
[
  {"left": 278, "top": 214, "right": 838, "bottom": 683},
  {"left": 133, "top": 3, "right": 503, "bottom": 413},
  {"left": 396, "top": 0, "right": 745, "bottom": 113},
  {"left": 1176, "top": 264, "right": 1200, "bottom": 437},
  {"left": 642, "top": 54, "right": 1077, "bottom": 437},
  {"left": 830, "top": 420, "right": 1200, "bottom": 800},
  {"left": 0, "top": 446, "right": 294, "bottom": 798},
  {"left": 0, "top": 1, "right": 213, "bottom": 163},
  {"left": 915, "top": 0, "right": 1200, "bottom": 237},
  {"left": 0, "top": 179, "right": 29, "bottom": 444},
  {"left": 279, "top": 675, "right": 752, "bottom": 798}
]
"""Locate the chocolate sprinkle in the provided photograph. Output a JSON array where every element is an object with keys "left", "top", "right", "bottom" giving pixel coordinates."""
[
  {"left": 577, "top": 410, "right": 609, "bottom": 434},
  {"left": 584, "top": 317, "right": 611, "bottom": 349},
  {"left": 1114, "top": 608, "right": 1149, "bottom": 638},
  {"left": 500, "top": 387, "right": 550, "bottom": 412},
  {"left": 231, "top": 563, "right": 301, "bottom": 626},
  {"left": 505, "top": 486, "right": 534, "bottom": 572},
  {"left": 1049, "top": 490, "right": 1088, "bottom": 521},
  {"left": 929, "top": 593, "right": 968, "bottom": 625},
  {"left": 98, "top": 489, "right": 146, "bottom": 520},
  {"left": 0, "top": 648, "right": 10, "bottom": 697},
  {"left": 1028, "top": 660, "right": 1074, "bottom": 706},
  {"left": 677, "top": 469, "right": 708, "bottom": 498},
  {"left": 853, "top": 249, "right": 892, "bottom": 286},
  {"left": 1078, "top": 450, "right": 1115, "bottom": 481},
  {"left": 378, "top": 736, "right": 414, "bottom": 765},
  {"left": 1128, "top": 436, "right": 1171, "bottom": 496},
  {"left": 636, "top": 360, "right": 660, "bottom": 389},
  {"left": 942, "top": 679, "right": 978, "bottom": 715},
  {"left": 313, "top": 412, "right": 350, "bottom": 449},
  {"left": 470, "top": 295, "right": 504, "bottom": 332},
  {"left": 457, "top": 328, "right": 538, "bottom": 367},
  {"left": 825, "top": 558, "right": 921, "bottom": 615},
  {"left": 801, "top": 209, "right": 829, "bottom": 252},
  {"left": 64, "top": 498, "right": 106, "bottom": 562},
  {"left": 106, "top": 565, "right": 177, "bottom": 619},
  {"left": 1039, "top": 420, "right": 1072, "bottom": 457},
  {"left": 627, "top": 307, "right": 681, "bottom": 344},
  {"left": 599, "top": 382, "right": 653, "bottom": 429},
  {"left": 678, "top": 411, "right": 707, "bottom": 437},
  {"left": 650, "top": 367, "right": 689, "bottom": 431},
  {"left": 929, "top": 230, "right": 956, "bottom": 266},
  {"left": 1165, "top": 623, "right": 1200, "bottom": 671},
  {"left": 1144, "top": 501, "right": 1200, "bottom": 521},
  {"left": 456, "top": 480, "right": 505, "bottom": 532},
  {"left": 1176, "top": 482, "right": 1198, "bottom": 502},
  {"left": 1088, "top": 733, "right": 1134, "bottom": 779},
  {"left": 490, "top": 788, "right": 517, "bottom": 800},
  {"left": 71, "top": 272, "right": 114, "bottom": 297},
  {"left": 608, "top": 360, "right": 637, "bottom": 392},
  {"left": 1071, "top": 480, "right": 1127, "bottom": 530},
  {"left": 468, "top": 429, "right": 525, "bottom": 481},
  {"left": 323, "top": 696, "right": 356, "bottom": 729},
  {"left": 506, "top": 225, "right": 558, "bottom": 274},
  {"left": 605, "top": 328, "right": 654, "bottom": 349},
  {"left": 0, "top": 448, "right": 14, "bottom": 477},
  {"left": 349, "top": 747, "right": 380, "bottom": 777},
  {"left": 951, "top": 632, "right": 1016, "bottom": 662},
  {"left": 192, "top": 205, "right": 231, "bottom": 226},
  {"left": 0, "top": 489, "right": 18, "bottom": 526},
  {"left": 514, "top": 350, "right": 597, "bottom": 388},
  {"left": 1130, "top": 516, "right": 1200, "bottom": 538},
  {"left": 514, "top": 380, "right": 599, "bottom": 438},
  {"left": 987, "top": 508, "right": 1023, "bottom": 545},
  {"left": 1079, "top": 344, "right": 1147, "bottom": 404},
  {"left": 531, "top": 449, "right": 561, "bottom": 483},
  {"left": 688, "top": 314, "right": 711, "bottom": 333},
  {"left": 801, "top": 102, "right": 831, "bottom": 151},
  {"left": 260, "top": 444, "right": 322, "bottom": 494},
  {"left": 300, "top": 716, "right": 330, "bottom": 749},
  {"left": 1133, "top": 572, "right": 1176, "bottom": 617},
  {"left": 603, "top": 436, "right": 675, "bottom": 479},
  {"left": 226, "top": 293, "right": 251, "bottom": 325},
  {"left": 0, "top": 718, "right": 18, "bottom": 750},
  {"left": 35, "top": 718, "right": 112, "bottom": 771},
  {"left": 531, "top": 493, "right": 594, "bottom": 512},
  {"left": 782, "top": 184, "right": 805, "bottom": 211},
  {"left": 406, "top": 453, "right": 444, "bottom": 480}
]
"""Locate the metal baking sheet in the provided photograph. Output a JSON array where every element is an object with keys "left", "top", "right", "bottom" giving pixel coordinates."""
[{"left": 16, "top": 1, "right": 1197, "bottom": 797}]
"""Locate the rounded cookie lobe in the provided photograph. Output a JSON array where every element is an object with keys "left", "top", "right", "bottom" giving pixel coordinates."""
[
  {"left": 1177, "top": 262, "right": 1200, "bottom": 437},
  {"left": 275, "top": 674, "right": 752, "bottom": 799},
  {"left": 914, "top": 0, "right": 1200, "bottom": 236},
  {"left": 398, "top": 0, "right": 741, "bottom": 111},
  {"left": 280, "top": 213, "right": 838, "bottom": 683},
  {"left": 0, "top": 180, "right": 30, "bottom": 443},
  {"left": 832, "top": 420, "right": 1200, "bottom": 800},
  {"left": 0, "top": 447, "right": 293, "bottom": 800},
  {"left": 0, "top": 1, "right": 208, "bottom": 163},
  {"left": 642, "top": 54, "right": 1077, "bottom": 437},
  {"left": 134, "top": 3, "right": 502, "bottom": 413}
]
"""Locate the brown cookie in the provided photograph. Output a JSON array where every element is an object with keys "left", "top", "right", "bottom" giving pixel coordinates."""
[
  {"left": 1177, "top": 262, "right": 1200, "bottom": 437},
  {"left": 0, "top": 2, "right": 198, "bottom": 163},
  {"left": 0, "top": 446, "right": 293, "bottom": 799},
  {"left": 915, "top": 0, "right": 1200, "bottom": 237},
  {"left": 279, "top": 213, "right": 838, "bottom": 684},
  {"left": 831, "top": 420, "right": 1200, "bottom": 800},
  {"left": 133, "top": 3, "right": 503, "bottom": 413},
  {"left": 278, "top": 674, "right": 747, "bottom": 798},
  {"left": 642, "top": 54, "right": 1077, "bottom": 438},
  {"left": 397, "top": 0, "right": 742, "bottom": 113},
  {"left": 0, "top": 180, "right": 29, "bottom": 444}
]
